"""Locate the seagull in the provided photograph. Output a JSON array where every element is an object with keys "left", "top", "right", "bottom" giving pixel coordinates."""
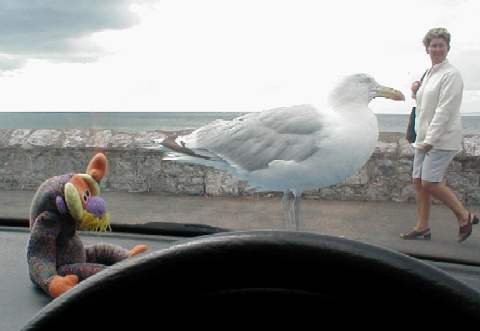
[{"left": 157, "top": 73, "right": 405, "bottom": 230}]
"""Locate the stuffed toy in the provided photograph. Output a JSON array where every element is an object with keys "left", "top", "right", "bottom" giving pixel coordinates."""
[{"left": 27, "top": 152, "right": 148, "bottom": 299}]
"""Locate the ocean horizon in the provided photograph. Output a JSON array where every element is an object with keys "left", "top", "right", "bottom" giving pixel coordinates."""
[{"left": 0, "top": 112, "right": 478, "bottom": 135}]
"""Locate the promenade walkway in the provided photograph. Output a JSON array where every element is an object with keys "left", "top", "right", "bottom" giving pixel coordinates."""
[{"left": 2, "top": 190, "right": 480, "bottom": 263}]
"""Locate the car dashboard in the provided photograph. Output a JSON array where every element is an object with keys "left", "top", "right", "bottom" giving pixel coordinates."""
[{"left": 3, "top": 221, "right": 480, "bottom": 330}]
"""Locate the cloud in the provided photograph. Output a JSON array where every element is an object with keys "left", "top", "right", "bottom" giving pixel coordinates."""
[
  {"left": 451, "top": 50, "right": 480, "bottom": 91},
  {"left": 1, "top": 0, "right": 480, "bottom": 113},
  {"left": 0, "top": 0, "right": 152, "bottom": 71},
  {"left": 0, "top": 55, "right": 26, "bottom": 71}
]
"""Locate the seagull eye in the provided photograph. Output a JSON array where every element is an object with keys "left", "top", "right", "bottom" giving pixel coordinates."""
[{"left": 364, "top": 77, "right": 371, "bottom": 84}]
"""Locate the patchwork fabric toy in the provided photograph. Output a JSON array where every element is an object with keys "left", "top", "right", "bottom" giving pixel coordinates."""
[{"left": 27, "top": 152, "right": 148, "bottom": 299}]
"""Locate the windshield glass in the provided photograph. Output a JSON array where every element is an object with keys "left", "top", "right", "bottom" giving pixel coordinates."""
[{"left": 1, "top": 0, "right": 479, "bottom": 267}]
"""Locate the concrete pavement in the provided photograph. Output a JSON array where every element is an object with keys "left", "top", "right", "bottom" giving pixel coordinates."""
[{"left": 1, "top": 190, "right": 480, "bottom": 262}]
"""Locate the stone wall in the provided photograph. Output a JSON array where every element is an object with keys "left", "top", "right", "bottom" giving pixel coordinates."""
[{"left": 0, "top": 129, "right": 479, "bottom": 205}]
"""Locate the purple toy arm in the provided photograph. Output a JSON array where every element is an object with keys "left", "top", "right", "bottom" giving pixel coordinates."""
[
  {"left": 27, "top": 212, "right": 63, "bottom": 294},
  {"left": 27, "top": 211, "right": 87, "bottom": 298}
]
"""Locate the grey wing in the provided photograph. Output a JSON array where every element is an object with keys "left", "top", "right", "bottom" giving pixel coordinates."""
[{"left": 186, "top": 104, "right": 326, "bottom": 172}]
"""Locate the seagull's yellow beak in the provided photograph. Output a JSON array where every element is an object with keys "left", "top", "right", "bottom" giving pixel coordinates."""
[{"left": 374, "top": 86, "right": 405, "bottom": 101}]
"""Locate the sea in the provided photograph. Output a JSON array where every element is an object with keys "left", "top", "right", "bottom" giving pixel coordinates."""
[{"left": 0, "top": 112, "right": 478, "bottom": 134}]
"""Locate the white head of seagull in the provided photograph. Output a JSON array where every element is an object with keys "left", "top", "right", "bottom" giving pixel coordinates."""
[{"left": 158, "top": 73, "right": 405, "bottom": 230}]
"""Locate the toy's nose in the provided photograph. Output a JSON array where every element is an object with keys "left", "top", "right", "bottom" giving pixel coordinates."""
[{"left": 86, "top": 196, "right": 107, "bottom": 219}]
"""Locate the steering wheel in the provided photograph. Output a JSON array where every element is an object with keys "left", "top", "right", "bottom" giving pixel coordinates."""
[{"left": 22, "top": 230, "right": 480, "bottom": 329}]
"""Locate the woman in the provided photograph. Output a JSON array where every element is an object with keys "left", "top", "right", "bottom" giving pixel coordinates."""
[{"left": 400, "top": 27, "right": 478, "bottom": 242}]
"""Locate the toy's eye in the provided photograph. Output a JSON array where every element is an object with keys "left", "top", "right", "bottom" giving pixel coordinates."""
[{"left": 83, "top": 190, "right": 90, "bottom": 202}]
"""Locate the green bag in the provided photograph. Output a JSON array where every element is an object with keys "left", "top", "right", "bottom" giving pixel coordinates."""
[
  {"left": 406, "top": 107, "right": 416, "bottom": 143},
  {"left": 405, "top": 70, "right": 428, "bottom": 144}
]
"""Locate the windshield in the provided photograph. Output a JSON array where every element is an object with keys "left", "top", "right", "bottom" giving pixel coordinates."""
[{"left": 1, "top": 0, "right": 479, "bottom": 269}]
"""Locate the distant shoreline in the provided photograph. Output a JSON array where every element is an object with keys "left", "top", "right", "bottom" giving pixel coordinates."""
[
  {"left": 0, "top": 112, "right": 478, "bottom": 135},
  {"left": 0, "top": 111, "right": 479, "bottom": 115}
]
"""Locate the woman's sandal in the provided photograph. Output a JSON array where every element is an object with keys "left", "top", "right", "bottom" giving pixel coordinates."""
[
  {"left": 400, "top": 228, "right": 431, "bottom": 240},
  {"left": 458, "top": 213, "right": 479, "bottom": 242},
  {"left": 472, "top": 213, "right": 480, "bottom": 225}
]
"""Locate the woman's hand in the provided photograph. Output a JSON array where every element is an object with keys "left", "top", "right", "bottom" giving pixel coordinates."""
[
  {"left": 411, "top": 80, "right": 422, "bottom": 99},
  {"left": 423, "top": 143, "right": 433, "bottom": 154}
]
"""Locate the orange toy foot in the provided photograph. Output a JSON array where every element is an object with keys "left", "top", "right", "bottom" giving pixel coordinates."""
[
  {"left": 49, "top": 275, "right": 79, "bottom": 299},
  {"left": 128, "top": 245, "right": 148, "bottom": 258}
]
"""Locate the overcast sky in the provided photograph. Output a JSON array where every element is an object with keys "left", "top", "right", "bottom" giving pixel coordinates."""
[{"left": 1, "top": 0, "right": 479, "bottom": 114}]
